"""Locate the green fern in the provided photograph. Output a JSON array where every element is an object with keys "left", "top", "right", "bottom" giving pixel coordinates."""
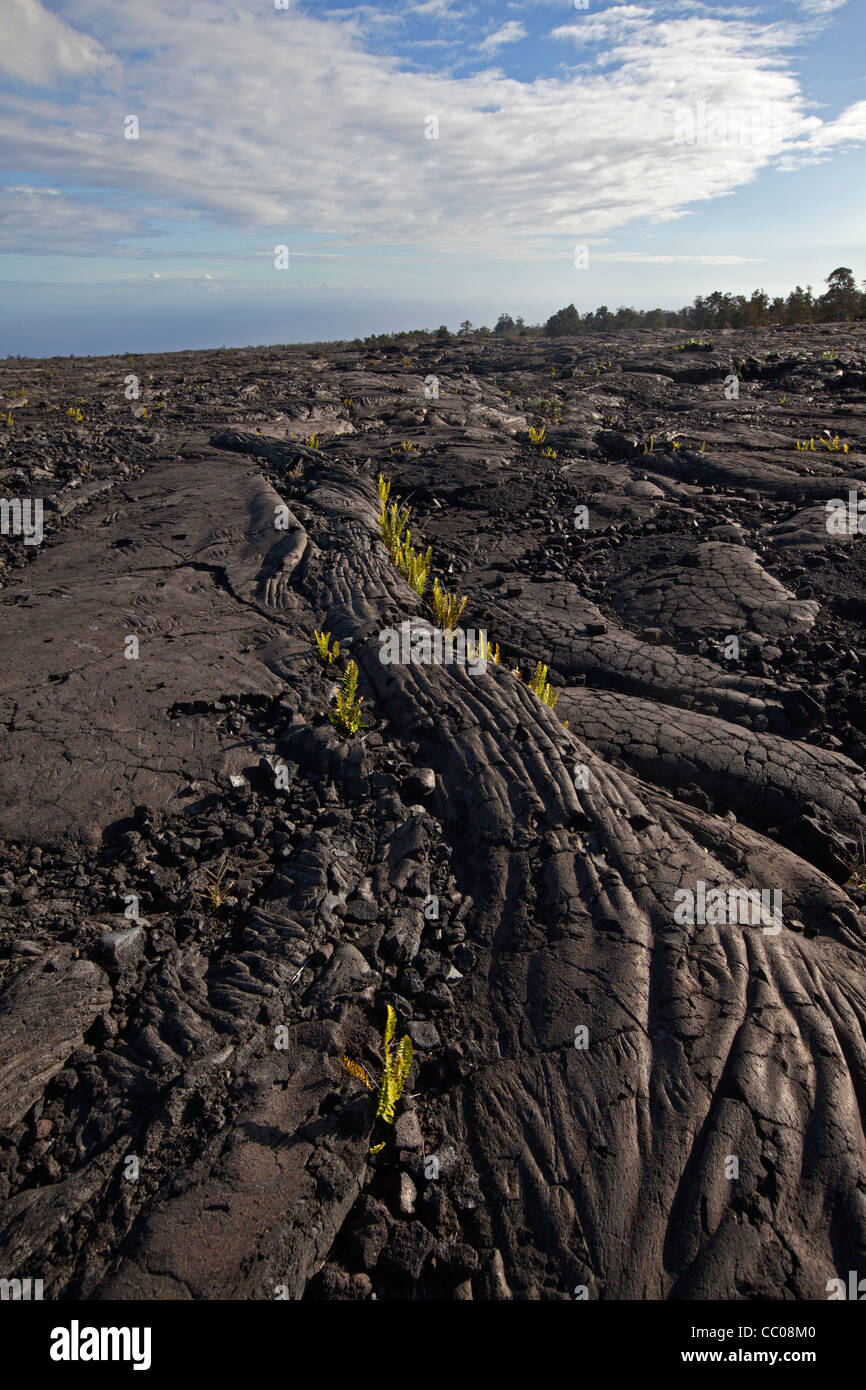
[
  {"left": 377, "top": 475, "right": 432, "bottom": 595},
  {"left": 338, "top": 1004, "right": 414, "bottom": 1152},
  {"left": 328, "top": 660, "right": 370, "bottom": 736},
  {"left": 382, "top": 499, "right": 412, "bottom": 563},
  {"left": 432, "top": 577, "right": 467, "bottom": 632},
  {"left": 375, "top": 1005, "right": 413, "bottom": 1124},
  {"left": 528, "top": 660, "right": 561, "bottom": 710},
  {"left": 393, "top": 526, "right": 432, "bottom": 596},
  {"left": 313, "top": 629, "right": 340, "bottom": 663}
]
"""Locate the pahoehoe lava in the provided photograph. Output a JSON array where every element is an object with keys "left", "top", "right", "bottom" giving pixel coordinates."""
[{"left": 1, "top": 327, "right": 865, "bottom": 1300}]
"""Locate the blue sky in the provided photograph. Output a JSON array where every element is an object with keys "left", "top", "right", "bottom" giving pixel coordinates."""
[{"left": 1, "top": 0, "right": 865, "bottom": 355}]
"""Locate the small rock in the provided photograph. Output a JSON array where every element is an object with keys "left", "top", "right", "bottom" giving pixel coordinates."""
[
  {"left": 378, "top": 1220, "right": 436, "bottom": 1281},
  {"left": 403, "top": 768, "right": 436, "bottom": 800},
  {"left": 96, "top": 926, "right": 145, "bottom": 972},
  {"left": 477, "top": 1248, "right": 513, "bottom": 1300},
  {"left": 394, "top": 1111, "right": 423, "bottom": 1151},
  {"left": 398, "top": 1172, "right": 417, "bottom": 1215},
  {"left": 408, "top": 1020, "right": 440, "bottom": 1050}
]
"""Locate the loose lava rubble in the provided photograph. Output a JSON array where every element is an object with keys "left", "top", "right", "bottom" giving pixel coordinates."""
[{"left": 1, "top": 324, "right": 865, "bottom": 1300}]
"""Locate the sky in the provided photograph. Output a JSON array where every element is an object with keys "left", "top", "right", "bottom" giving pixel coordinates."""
[{"left": 1, "top": 0, "right": 865, "bottom": 356}]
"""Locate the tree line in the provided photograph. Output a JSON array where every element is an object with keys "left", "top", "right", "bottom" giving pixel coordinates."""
[{"left": 349, "top": 268, "right": 864, "bottom": 348}]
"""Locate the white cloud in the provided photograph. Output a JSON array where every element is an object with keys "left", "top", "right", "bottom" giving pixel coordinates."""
[
  {"left": 0, "top": 0, "right": 863, "bottom": 260},
  {"left": 0, "top": 184, "right": 151, "bottom": 253},
  {"left": 552, "top": 5, "right": 655, "bottom": 44},
  {"left": 0, "top": 0, "right": 114, "bottom": 84},
  {"left": 798, "top": 1, "right": 848, "bottom": 14},
  {"left": 479, "top": 21, "right": 527, "bottom": 53},
  {"left": 406, "top": 0, "right": 468, "bottom": 18},
  {"left": 807, "top": 99, "right": 866, "bottom": 148},
  {"left": 595, "top": 252, "right": 762, "bottom": 263}
]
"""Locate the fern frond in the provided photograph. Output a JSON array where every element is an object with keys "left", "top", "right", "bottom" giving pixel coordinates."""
[
  {"left": 340, "top": 1055, "right": 373, "bottom": 1089},
  {"left": 378, "top": 474, "right": 391, "bottom": 514},
  {"left": 375, "top": 1073, "right": 396, "bottom": 1123},
  {"left": 328, "top": 659, "right": 370, "bottom": 736},
  {"left": 432, "top": 578, "right": 468, "bottom": 632},
  {"left": 395, "top": 1035, "right": 413, "bottom": 1092},
  {"left": 313, "top": 629, "right": 339, "bottom": 663}
]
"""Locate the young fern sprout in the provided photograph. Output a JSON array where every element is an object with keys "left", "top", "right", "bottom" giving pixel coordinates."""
[
  {"left": 401, "top": 535, "right": 433, "bottom": 597},
  {"left": 528, "top": 661, "right": 560, "bottom": 709},
  {"left": 377, "top": 475, "right": 432, "bottom": 595},
  {"left": 467, "top": 636, "right": 501, "bottom": 665},
  {"left": 842, "top": 831, "right": 866, "bottom": 892},
  {"left": 200, "top": 854, "right": 233, "bottom": 908},
  {"left": 432, "top": 577, "right": 467, "bottom": 632},
  {"left": 528, "top": 425, "right": 546, "bottom": 446},
  {"left": 819, "top": 434, "right": 849, "bottom": 452},
  {"left": 313, "top": 629, "right": 340, "bottom": 664},
  {"left": 339, "top": 1005, "right": 413, "bottom": 1154},
  {"left": 382, "top": 500, "right": 411, "bottom": 563},
  {"left": 328, "top": 660, "right": 369, "bottom": 737}
]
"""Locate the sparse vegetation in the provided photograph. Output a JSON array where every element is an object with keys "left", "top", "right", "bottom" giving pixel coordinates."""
[
  {"left": 401, "top": 539, "right": 433, "bottom": 596},
  {"left": 467, "top": 636, "right": 501, "bottom": 664},
  {"left": 796, "top": 436, "right": 849, "bottom": 452},
  {"left": 377, "top": 473, "right": 432, "bottom": 595},
  {"left": 532, "top": 397, "right": 563, "bottom": 424},
  {"left": 314, "top": 629, "right": 340, "bottom": 664},
  {"left": 528, "top": 661, "right": 561, "bottom": 711},
  {"left": 200, "top": 854, "right": 233, "bottom": 908},
  {"left": 339, "top": 1004, "right": 413, "bottom": 1153},
  {"left": 675, "top": 338, "right": 714, "bottom": 352},
  {"left": 432, "top": 577, "right": 467, "bottom": 632},
  {"left": 328, "top": 660, "right": 369, "bottom": 737},
  {"left": 843, "top": 833, "right": 866, "bottom": 892}
]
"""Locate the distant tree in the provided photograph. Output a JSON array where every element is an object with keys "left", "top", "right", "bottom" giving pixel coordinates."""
[
  {"left": 545, "top": 303, "right": 581, "bottom": 336},
  {"left": 458, "top": 320, "right": 474, "bottom": 336},
  {"left": 747, "top": 289, "right": 770, "bottom": 326},
  {"left": 785, "top": 285, "right": 812, "bottom": 324},
  {"left": 822, "top": 267, "right": 858, "bottom": 320},
  {"left": 494, "top": 313, "right": 515, "bottom": 335},
  {"left": 435, "top": 324, "right": 451, "bottom": 341}
]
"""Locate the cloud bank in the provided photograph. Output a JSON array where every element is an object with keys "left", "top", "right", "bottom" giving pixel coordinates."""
[{"left": 0, "top": 0, "right": 863, "bottom": 257}]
